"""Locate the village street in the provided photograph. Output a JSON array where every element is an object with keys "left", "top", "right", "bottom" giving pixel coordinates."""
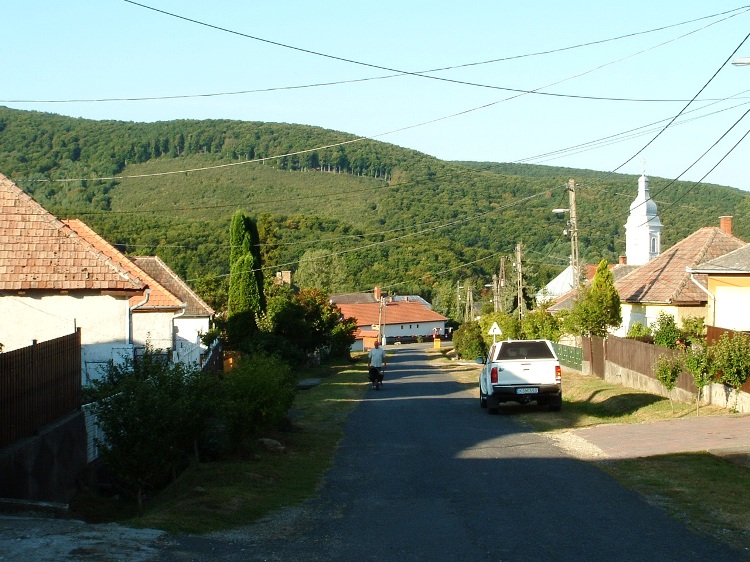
[{"left": 1, "top": 345, "right": 745, "bottom": 561}]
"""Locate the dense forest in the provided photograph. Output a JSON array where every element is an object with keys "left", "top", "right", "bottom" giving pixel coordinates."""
[{"left": 2, "top": 106, "right": 749, "bottom": 318}]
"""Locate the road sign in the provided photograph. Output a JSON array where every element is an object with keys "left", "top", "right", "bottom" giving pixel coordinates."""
[{"left": 488, "top": 322, "right": 502, "bottom": 336}]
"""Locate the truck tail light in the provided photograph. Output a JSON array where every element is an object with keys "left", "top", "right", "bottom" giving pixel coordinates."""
[
  {"left": 555, "top": 365, "right": 562, "bottom": 384},
  {"left": 491, "top": 367, "right": 498, "bottom": 384}
]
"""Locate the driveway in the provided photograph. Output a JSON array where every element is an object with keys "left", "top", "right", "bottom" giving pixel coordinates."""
[{"left": 1, "top": 345, "right": 744, "bottom": 561}]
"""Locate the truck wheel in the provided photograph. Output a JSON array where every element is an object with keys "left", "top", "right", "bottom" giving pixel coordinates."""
[
  {"left": 479, "top": 387, "right": 488, "bottom": 409},
  {"left": 549, "top": 395, "right": 562, "bottom": 412}
]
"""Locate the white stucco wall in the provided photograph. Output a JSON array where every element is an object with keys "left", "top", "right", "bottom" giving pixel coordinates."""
[
  {"left": 614, "top": 303, "right": 706, "bottom": 337},
  {"left": 712, "top": 283, "right": 750, "bottom": 331},
  {"left": 173, "top": 316, "right": 211, "bottom": 366},
  {"left": 131, "top": 310, "right": 176, "bottom": 352},
  {"left": 0, "top": 292, "right": 135, "bottom": 384},
  {"left": 382, "top": 320, "right": 445, "bottom": 342}
]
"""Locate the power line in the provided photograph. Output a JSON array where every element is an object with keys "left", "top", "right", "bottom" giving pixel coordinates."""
[
  {"left": 612, "top": 30, "right": 750, "bottom": 172},
  {"left": 5, "top": 3, "right": 741, "bottom": 107}
]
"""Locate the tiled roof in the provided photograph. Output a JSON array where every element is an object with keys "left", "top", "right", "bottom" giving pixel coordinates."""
[
  {"left": 615, "top": 227, "right": 745, "bottom": 305},
  {"left": 338, "top": 300, "right": 448, "bottom": 327},
  {"left": 330, "top": 292, "right": 378, "bottom": 305},
  {"left": 0, "top": 173, "right": 143, "bottom": 292},
  {"left": 63, "top": 220, "right": 184, "bottom": 310},
  {"left": 690, "top": 243, "right": 750, "bottom": 274},
  {"left": 132, "top": 256, "right": 214, "bottom": 317}
]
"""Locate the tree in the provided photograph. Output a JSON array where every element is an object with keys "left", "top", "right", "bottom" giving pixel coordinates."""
[
  {"left": 294, "top": 249, "right": 350, "bottom": 293},
  {"left": 683, "top": 343, "right": 716, "bottom": 415},
  {"left": 227, "top": 253, "right": 259, "bottom": 346},
  {"left": 654, "top": 353, "right": 682, "bottom": 412},
  {"left": 565, "top": 260, "right": 621, "bottom": 337},
  {"left": 712, "top": 332, "right": 750, "bottom": 411}
]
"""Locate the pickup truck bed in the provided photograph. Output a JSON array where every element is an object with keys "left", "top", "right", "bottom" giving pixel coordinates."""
[{"left": 477, "top": 339, "right": 562, "bottom": 412}]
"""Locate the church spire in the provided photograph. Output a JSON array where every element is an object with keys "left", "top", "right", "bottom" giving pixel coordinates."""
[{"left": 624, "top": 172, "right": 662, "bottom": 266}]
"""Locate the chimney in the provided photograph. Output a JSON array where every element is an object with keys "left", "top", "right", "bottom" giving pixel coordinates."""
[
  {"left": 720, "top": 216, "right": 733, "bottom": 236},
  {"left": 374, "top": 286, "right": 382, "bottom": 301},
  {"left": 618, "top": 255, "right": 627, "bottom": 265}
]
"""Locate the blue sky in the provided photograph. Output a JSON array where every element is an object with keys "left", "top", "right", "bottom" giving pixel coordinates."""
[{"left": 4, "top": 1, "right": 750, "bottom": 190}]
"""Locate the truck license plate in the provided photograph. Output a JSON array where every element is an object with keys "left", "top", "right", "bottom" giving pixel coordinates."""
[{"left": 516, "top": 387, "right": 538, "bottom": 395}]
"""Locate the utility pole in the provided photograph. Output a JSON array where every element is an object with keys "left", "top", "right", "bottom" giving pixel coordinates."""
[
  {"left": 516, "top": 243, "right": 524, "bottom": 321},
  {"left": 456, "top": 281, "right": 463, "bottom": 322},
  {"left": 568, "top": 178, "right": 580, "bottom": 289},
  {"left": 499, "top": 256, "right": 506, "bottom": 313},
  {"left": 465, "top": 286, "right": 474, "bottom": 323}
]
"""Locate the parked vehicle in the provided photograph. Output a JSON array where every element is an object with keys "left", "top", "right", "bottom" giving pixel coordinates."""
[{"left": 476, "top": 339, "right": 562, "bottom": 413}]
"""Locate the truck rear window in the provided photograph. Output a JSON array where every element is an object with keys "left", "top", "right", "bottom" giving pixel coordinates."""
[{"left": 496, "top": 341, "right": 554, "bottom": 360}]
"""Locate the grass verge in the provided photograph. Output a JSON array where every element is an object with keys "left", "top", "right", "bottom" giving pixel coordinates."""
[
  {"left": 71, "top": 357, "right": 369, "bottom": 534},
  {"left": 429, "top": 349, "right": 750, "bottom": 553}
]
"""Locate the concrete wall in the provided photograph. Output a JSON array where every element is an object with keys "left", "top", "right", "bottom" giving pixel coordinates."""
[
  {"left": 0, "top": 411, "right": 87, "bottom": 503},
  {"left": 601, "top": 361, "right": 750, "bottom": 413}
]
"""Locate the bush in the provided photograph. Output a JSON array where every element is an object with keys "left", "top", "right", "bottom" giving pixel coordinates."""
[
  {"left": 626, "top": 322, "right": 651, "bottom": 339},
  {"left": 651, "top": 312, "right": 681, "bottom": 349},
  {"left": 91, "top": 348, "right": 217, "bottom": 511},
  {"left": 453, "top": 321, "right": 488, "bottom": 360},
  {"left": 712, "top": 332, "right": 750, "bottom": 410},
  {"left": 654, "top": 353, "right": 682, "bottom": 412},
  {"left": 220, "top": 351, "right": 296, "bottom": 447}
]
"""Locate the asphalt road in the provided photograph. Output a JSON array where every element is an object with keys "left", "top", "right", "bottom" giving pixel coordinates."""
[{"left": 156, "top": 345, "right": 742, "bottom": 561}]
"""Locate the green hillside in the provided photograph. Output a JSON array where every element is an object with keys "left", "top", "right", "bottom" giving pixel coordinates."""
[{"left": 1, "top": 106, "right": 748, "bottom": 317}]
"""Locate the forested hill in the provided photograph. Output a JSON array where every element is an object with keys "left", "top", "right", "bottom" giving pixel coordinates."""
[{"left": 1, "top": 105, "right": 748, "bottom": 315}]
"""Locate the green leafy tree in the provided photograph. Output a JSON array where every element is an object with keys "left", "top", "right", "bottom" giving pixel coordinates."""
[
  {"left": 654, "top": 353, "right": 682, "bottom": 412},
  {"left": 683, "top": 343, "right": 717, "bottom": 415},
  {"left": 712, "top": 332, "right": 750, "bottom": 411},
  {"left": 521, "top": 308, "right": 561, "bottom": 341},
  {"left": 294, "top": 249, "right": 350, "bottom": 293},
  {"left": 565, "top": 260, "right": 621, "bottom": 337}
]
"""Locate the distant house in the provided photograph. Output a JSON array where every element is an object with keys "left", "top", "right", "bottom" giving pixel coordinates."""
[
  {"left": 0, "top": 172, "right": 213, "bottom": 381},
  {"left": 333, "top": 287, "right": 448, "bottom": 350},
  {"left": 687, "top": 241, "right": 750, "bottom": 332},
  {"left": 613, "top": 217, "right": 744, "bottom": 337}
]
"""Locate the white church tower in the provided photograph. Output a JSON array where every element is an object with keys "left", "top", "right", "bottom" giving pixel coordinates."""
[{"left": 624, "top": 173, "right": 662, "bottom": 265}]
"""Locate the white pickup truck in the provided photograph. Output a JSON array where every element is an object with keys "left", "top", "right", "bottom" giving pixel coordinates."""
[{"left": 477, "top": 339, "right": 562, "bottom": 413}]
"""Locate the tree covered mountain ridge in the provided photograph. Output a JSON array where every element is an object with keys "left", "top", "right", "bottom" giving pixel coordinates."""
[{"left": 1, "top": 105, "right": 748, "bottom": 315}]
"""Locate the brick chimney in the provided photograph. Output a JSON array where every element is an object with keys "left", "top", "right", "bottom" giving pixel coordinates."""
[
  {"left": 618, "top": 255, "right": 627, "bottom": 265},
  {"left": 720, "top": 216, "right": 733, "bottom": 236},
  {"left": 374, "top": 286, "right": 382, "bottom": 301}
]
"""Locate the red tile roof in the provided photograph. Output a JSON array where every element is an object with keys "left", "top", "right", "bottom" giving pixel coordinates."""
[
  {"left": 63, "top": 220, "right": 184, "bottom": 310},
  {"left": 338, "top": 300, "right": 448, "bottom": 328},
  {"left": 132, "top": 256, "right": 214, "bottom": 316},
  {"left": 0, "top": 173, "right": 143, "bottom": 292},
  {"left": 615, "top": 227, "right": 745, "bottom": 305}
]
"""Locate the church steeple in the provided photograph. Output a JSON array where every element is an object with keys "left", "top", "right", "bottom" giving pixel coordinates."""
[{"left": 624, "top": 173, "right": 662, "bottom": 265}]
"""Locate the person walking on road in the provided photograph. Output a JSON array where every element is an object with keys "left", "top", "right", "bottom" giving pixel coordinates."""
[{"left": 367, "top": 339, "right": 387, "bottom": 388}]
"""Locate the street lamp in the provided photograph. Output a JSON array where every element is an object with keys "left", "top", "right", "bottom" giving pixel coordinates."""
[{"left": 732, "top": 57, "right": 750, "bottom": 66}]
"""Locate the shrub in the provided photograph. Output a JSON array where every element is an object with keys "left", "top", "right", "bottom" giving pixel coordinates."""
[
  {"left": 220, "top": 351, "right": 296, "bottom": 447},
  {"left": 683, "top": 343, "right": 716, "bottom": 415},
  {"left": 651, "top": 312, "right": 681, "bottom": 349},
  {"left": 453, "top": 321, "right": 488, "bottom": 360},
  {"left": 626, "top": 322, "right": 651, "bottom": 339}
]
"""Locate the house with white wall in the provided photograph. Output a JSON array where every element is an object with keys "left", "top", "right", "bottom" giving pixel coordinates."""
[{"left": 0, "top": 172, "right": 211, "bottom": 381}]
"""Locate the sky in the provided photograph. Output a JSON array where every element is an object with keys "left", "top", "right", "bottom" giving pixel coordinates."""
[{"left": 4, "top": 1, "right": 750, "bottom": 191}]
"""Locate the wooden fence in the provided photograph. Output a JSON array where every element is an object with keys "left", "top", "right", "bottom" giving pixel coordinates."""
[{"left": 0, "top": 330, "right": 82, "bottom": 449}]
